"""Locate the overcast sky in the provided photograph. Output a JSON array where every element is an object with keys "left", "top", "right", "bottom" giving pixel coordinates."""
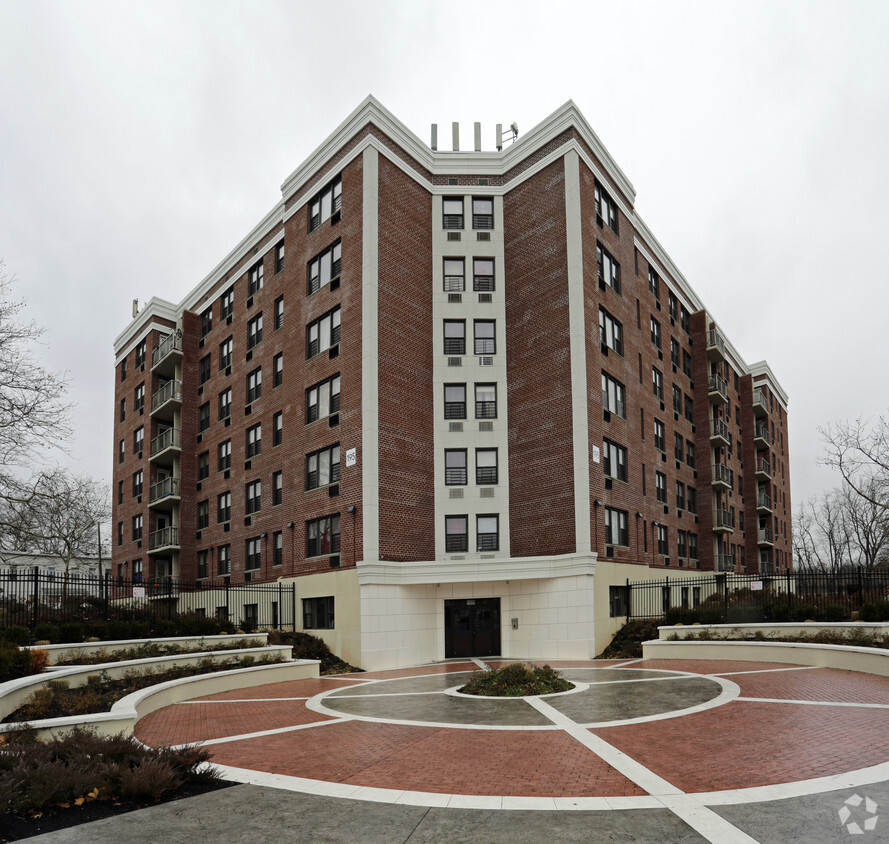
[{"left": 1, "top": 0, "right": 887, "bottom": 515}]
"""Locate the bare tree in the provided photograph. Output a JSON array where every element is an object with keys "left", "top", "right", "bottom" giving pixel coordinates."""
[
  {"left": 793, "top": 491, "right": 855, "bottom": 573},
  {"left": 839, "top": 480, "right": 889, "bottom": 569},
  {"left": 821, "top": 417, "right": 889, "bottom": 513}
]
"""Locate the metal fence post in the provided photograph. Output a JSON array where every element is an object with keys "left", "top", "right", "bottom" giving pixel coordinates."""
[
  {"left": 291, "top": 583, "right": 297, "bottom": 632},
  {"left": 625, "top": 577, "right": 630, "bottom": 622},
  {"left": 857, "top": 565, "right": 863, "bottom": 611},
  {"left": 225, "top": 579, "right": 230, "bottom": 622},
  {"left": 32, "top": 567, "right": 39, "bottom": 630}
]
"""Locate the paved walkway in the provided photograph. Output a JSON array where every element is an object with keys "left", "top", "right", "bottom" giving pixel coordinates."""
[{"left": 29, "top": 658, "right": 889, "bottom": 842}]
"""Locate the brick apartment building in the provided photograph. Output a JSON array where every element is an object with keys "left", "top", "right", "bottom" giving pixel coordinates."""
[{"left": 111, "top": 97, "right": 791, "bottom": 670}]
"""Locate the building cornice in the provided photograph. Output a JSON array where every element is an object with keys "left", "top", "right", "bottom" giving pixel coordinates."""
[
  {"left": 113, "top": 301, "right": 178, "bottom": 356},
  {"left": 749, "top": 360, "right": 790, "bottom": 407}
]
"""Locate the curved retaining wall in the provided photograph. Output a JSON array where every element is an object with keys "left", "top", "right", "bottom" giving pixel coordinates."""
[{"left": 658, "top": 622, "right": 889, "bottom": 640}]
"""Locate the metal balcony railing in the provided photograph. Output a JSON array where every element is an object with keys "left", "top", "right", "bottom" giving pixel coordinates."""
[
  {"left": 149, "top": 427, "right": 180, "bottom": 457},
  {"left": 756, "top": 456, "right": 772, "bottom": 477},
  {"left": 717, "top": 553, "right": 735, "bottom": 571},
  {"left": 149, "top": 526, "right": 179, "bottom": 551},
  {"left": 711, "top": 418, "right": 731, "bottom": 444},
  {"left": 753, "top": 387, "right": 770, "bottom": 413},
  {"left": 151, "top": 379, "right": 182, "bottom": 412},
  {"left": 149, "top": 477, "right": 180, "bottom": 504},
  {"left": 755, "top": 423, "right": 771, "bottom": 445},
  {"left": 757, "top": 491, "right": 773, "bottom": 510},
  {"left": 707, "top": 328, "right": 726, "bottom": 357},
  {"left": 714, "top": 508, "right": 735, "bottom": 530},
  {"left": 712, "top": 463, "right": 733, "bottom": 487},
  {"left": 152, "top": 331, "right": 182, "bottom": 367},
  {"left": 758, "top": 527, "right": 774, "bottom": 545},
  {"left": 708, "top": 374, "right": 728, "bottom": 400}
]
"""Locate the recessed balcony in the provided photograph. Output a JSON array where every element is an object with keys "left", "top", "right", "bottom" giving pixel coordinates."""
[
  {"left": 706, "top": 328, "right": 726, "bottom": 362},
  {"left": 711, "top": 463, "right": 733, "bottom": 490},
  {"left": 758, "top": 527, "right": 774, "bottom": 547},
  {"left": 149, "top": 427, "right": 180, "bottom": 464},
  {"left": 710, "top": 418, "right": 731, "bottom": 448},
  {"left": 708, "top": 374, "right": 728, "bottom": 406},
  {"left": 756, "top": 491, "right": 773, "bottom": 513},
  {"left": 716, "top": 553, "right": 735, "bottom": 571},
  {"left": 148, "top": 477, "right": 180, "bottom": 509},
  {"left": 713, "top": 508, "right": 735, "bottom": 533},
  {"left": 755, "top": 456, "right": 772, "bottom": 480},
  {"left": 151, "top": 330, "right": 182, "bottom": 378},
  {"left": 754, "top": 422, "right": 770, "bottom": 448},
  {"left": 753, "top": 387, "right": 770, "bottom": 417},
  {"left": 150, "top": 379, "right": 182, "bottom": 421},
  {"left": 148, "top": 526, "right": 180, "bottom": 554}
]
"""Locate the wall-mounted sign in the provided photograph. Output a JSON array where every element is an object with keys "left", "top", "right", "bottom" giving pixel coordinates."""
[
  {"left": 592, "top": 445, "right": 601, "bottom": 463},
  {"left": 346, "top": 447, "right": 357, "bottom": 467}
]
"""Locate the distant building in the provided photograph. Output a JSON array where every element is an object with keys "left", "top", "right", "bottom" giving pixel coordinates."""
[
  {"left": 0, "top": 551, "right": 102, "bottom": 580},
  {"left": 111, "top": 97, "right": 792, "bottom": 669}
]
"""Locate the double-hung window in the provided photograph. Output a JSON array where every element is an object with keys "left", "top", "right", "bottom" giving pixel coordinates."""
[
  {"left": 306, "top": 374, "right": 341, "bottom": 423},
  {"left": 601, "top": 372, "right": 626, "bottom": 418},
  {"left": 275, "top": 240, "right": 285, "bottom": 273},
  {"left": 445, "top": 449, "right": 467, "bottom": 485},
  {"left": 199, "top": 354, "right": 211, "bottom": 385},
  {"left": 683, "top": 350, "right": 693, "bottom": 377},
  {"left": 248, "top": 260, "right": 264, "bottom": 296},
  {"left": 306, "top": 307, "right": 341, "bottom": 358},
  {"left": 247, "top": 313, "right": 263, "bottom": 349},
  {"left": 603, "top": 439, "right": 627, "bottom": 482},
  {"left": 671, "top": 338, "right": 680, "bottom": 368},
  {"left": 273, "top": 471, "right": 283, "bottom": 505},
  {"left": 197, "top": 451, "right": 210, "bottom": 480},
  {"left": 443, "top": 258, "right": 465, "bottom": 292},
  {"left": 652, "top": 367, "right": 663, "bottom": 400},
  {"left": 274, "top": 295, "right": 284, "bottom": 330},
  {"left": 306, "top": 515, "right": 340, "bottom": 557},
  {"left": 245, "top": 479, "right": 261, "bottom": 514},
  {"left": 689, "top": 532, "right": 698, "bottom": 559},
  {"left": 673, "top": 384, "right": 682, "bottom": 414},
  {"left": 132, "top": 469, "right": 143, "bottom": 498},
  {"left": 197, "top": 550, "right": 209, "bottom": 579},
  {"left": 134, "top": 426, "right": 144, "bottom": 454},
  {"left": 473, "top": 258, "right": 494, "bottom": 292},
  {"left": 684, "top": 394, "right": 694, "bottom": 423},
  {"left": 681, "top": 305, "right": 691, "bottom": 334},
  {"left": 445, "top": 515, "right": 468, "bottom": 552},
  {"left": 443, "top": 320, "right": 465, "bottom": 355},
  {"left": 650, "top": 316, "right": 662, "bottom": 350},
  {"left": 217, "top": 544, "right": 230, "bottom": 575},
  {"left": 217, "top": 492, "right": 231, "bottom": 523},
  {"left": 134, "top": 383, "right": 145, "bottom": 413},
  {"left": 654, "top": 419, "right": 666, "bottom": 452},
  {"left": 245, "top": 537, "right": 261, "bottom": 570},
  {"left": 443, "top": 197, "right": 464, "bottom": 229},
  {"left": 218, "top": 388, "right": 231, "bottom": 421},
  {"left": 200, "top": 307, "right": 212, "bottom": 337},
  {"left": 218, "top": 439, "right": 231, "bottom": 471},
  {"left": 309, "top": 177, "right": 341, "bottom": 231},
  {"left": 132, "top": 514, "right": 142, "bottom": 541},
  {"left": 444, "top": 384, "right": 466, "bottom": 419},
  {"left": 674, "top": 432, "right": 684, "bottom": 462},
  {"left": 676, "top": 481, "right": 686, "bottom": 510},
  {"left": 198, "top": 402, "right": 210, "bottom": 432},
  {"left": 246, "top": 367, "right": 262, "bottom": 404},
  {"left": 477, "top": 514, "right": 499, "bottom": 551},
  {"left": 307, "top": 241, "right": 342, "bottom": 294},
  {"left": 273, "top": 411, "right": 283, "bottom": 446},
  {"left": 219, "top": 337, "right": 233, "bottom": 370},
  {"left": 656, "top": 471, "right": 667, "bottom": 503},
  {"left": 475, "top": 383, "right": 497, "bottom": 419},
  {"left": 306, "top": 444, "right": 340, "bottom": 490},
  {"left": 668, "top": 291, "right": 678, "bottom": 323},
  {"left": 648, "top": 266, "right": 660, "bottom": 299},
  {"left": 687, "top": 487, "right": 697, "bottom": 514},
  {"left": 599, "top": 307, "right": 623, "bottom": 355},
  {"left": 686, "top": 440, "right": 696, "bottom": 469},
  {"left": 220, "top": 288, "right": 234, "bottom": 320},
  {"left": 594, "top": 181, "right": 618, "bottom": 232},
  {"left": 273, "top": 353, "right": 283, "bottom": 386},
  {"left": 197, "top": 501, "right": 209, "bottom": 530},
  {"left": 472, "top": 197, "right": 494, "bottom": 229},
  {"left": 474, "top": 320, "right": 495, "bottom": 355},
  {"left": 597, "top": 243, "right": 620, "bottom": 293},
  {"left": 657, "top": 524, "right": 668, "bottom": 556},
  {"left": 273, "top": 531, "right": 283, "bottom": 565},
  {"left": 476, "top": 448, "right": 498, "bottom": 484},
  {"left": 605, "top": 507, "right": 629, "bottom": 546},
  {"left": 677, "top": 530, "right": 687, "bottom": 559},
  {"left": 246, "top": 423, "right": 261, "bottom": 458}
]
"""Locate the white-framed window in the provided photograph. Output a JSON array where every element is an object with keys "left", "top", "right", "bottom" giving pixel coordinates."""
[
  {"left": 599, "top": 307, "right": 623, "bottom": 355},
  {"left": 601, "top": 372, "right": 626, "bottom": 418}
]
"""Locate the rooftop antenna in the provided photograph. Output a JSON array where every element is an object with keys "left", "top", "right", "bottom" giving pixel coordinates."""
[
  {"left": 132, "top": 299, "right": 139, "bottom": 318},
  {"left": 496, "top": 122, "right": 519, "bottom": 152}
]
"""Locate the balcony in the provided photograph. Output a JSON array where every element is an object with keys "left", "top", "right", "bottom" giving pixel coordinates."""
[
  {"left": 758, "top": 527, "right": 774, "bottom": 546},
  {"left": 711, "top": 463, "right": 733, "bottom": 490},
  {"left": 756, "top": 491, "right": 773, "bottom": 513},
  {"left": 150, "top": 379, "right": 182, "bottom": 420},
  {"left": 710, "top": 417, "right": 731, "bottom": 448},
  {"left": 755, "top": 456, "right": 772, "bottom": 480},
  {"left": 149, "top": 476, "right": 180, "bottom": 508},
  {"left": 754, "top": 422, "right": 770, "bottom": 447},
  {"left": 151, "top": 330, "right": 182, "bottom": 377},
  {"left": 148, "top": 526, "right": 179, "bottom": 553},
  {"left": 717, "top": 553, "right": 735, "bottom": 572},
  {"left": 753, "top": 387, "right": 770, "bottom": 417},
  {"left": 759, "top": 560, "right": 774, "bottom": 576},
  {"left": 706, "top": 328, "right": 726, "bottom": 362},
  {"left": 149, "top": 427, "right": 180, "bottom": 463},
  {"left": 713, "top": 508, "right": 734, "bottom": 533},
  {"left": 708, "top": 374, "right": 728, "bottom": 406}
]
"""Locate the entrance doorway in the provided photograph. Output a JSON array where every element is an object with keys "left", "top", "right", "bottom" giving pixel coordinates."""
[{"left": 444, "top": 598, "right": 501, "bottom": 658}]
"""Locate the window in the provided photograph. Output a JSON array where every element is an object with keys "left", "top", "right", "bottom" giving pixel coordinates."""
[
  {"left": 132, "top": 469, "right": 143, "bottom": 498},
  {"left": 135, "top": 340, "right": 146, "bottom": 369},
  {"left": 273, "top": 411, "right": 283, "bottom": 446},
  {"left": 199, "top": 402, "right": 210, "bottom": 432},
  {"left": 132, "top": 514, "right": 142, "bottom": 542},
  {"left": 652, "top": 367, "right": 663, "bottom": 400},
  {"left": 246, "top": 537, "right": 261, "bottom": 571},
  {"left": 120, "top": 358, "right": 127, "bottom": 381},
  {"left": 197, "top": 500, "right": 209, "bottom": 530},
  {"left": 654, "top": 419, "right": 666, "bottom": 452},
  {"left": 603, "top": 439, "right": 627, "bottom": 482},
  {"left": 246, "top": 423, "right": 262, "bottom": 458},
  {"left": 199, "top": 354, "right": 211, "bottom": 385},
  {"left": 273, "top": 531, "right": 283, "bottom": 566},
  {"left": 118, "top": 480, "right": 124, "bottom": 504},
  {"left": 601, "top": 372, "right": 626, "bottom": 418},
  {"left": 689, "top": 532, "right": 698, "bottom": 560},
  {"left": 597, "top": 243, "right": 621, "bottom": 293},
  {"left": 273, "top": 353, "right": 283, "bottom": 386},
  {"left": 688, "top": 487, "right": 697, "bottom": 514},
  {"left": 650, "top": 316, "right": 662, "bottom": 350},
  {"left": 443, "top": 320, "right": 466, "bottom": 355},
  {"left": 681, "top": 305, "right": 691, "bottom": 333},
  {"left": 472, "top": 196, "right": 494, "bottom": 229},
  {"left": 219, "top": 337, "right": 233, "bottom": 370},
  {"left": 443, "top": 197, "right": 464, "bottom": 229},
  {"left": 247, "top": 313, "right": 263, "bottom": 349},
  {"left": 656, "top": 471, "right": 667, "bottom": 503},
  {"left": 475, "top": 383, "right": 497, "bottom": 418},
  {"left": 477, "top": 514, "right": 499, "bottom": 551},
  {"left": 445, "top": 449, "right": 467, "bottom": 485},
  {"left": 134, "top": 383, "right": 145, "bottom": 413},
  {"left": 197, "top": 550, "right": 209, "bottom": 579},
  {"left": 246, "top": 367, "right": 262, "bottom": 403},
  {"left": 119, "top": 439, "right": 125, "bottom": 463},
  {"left": 673, "top": 384, "right": 682, "bottom": 414},
  {"left": 306, "top": 307, "right": 340, "bottom": 358},
  {"left": 473, "top": 258, "right": 494, "bottom": 292},
  {"left": 682, "top": 350, "right": 693, "bottom": 378},
  {"left": 218, "top": 388, "right": 231, "bottom": 420},
  {"left": 217, "top": 544, "right": 231, "bottom": 576},
  {"left": 218, "top": 439, "right": 231, "bottom": 472},
  {"left": 303, "top": 596, "right": 335, "bottom": 629},
  {"left": 668, "top": 291, "right": 678, "bottom": 323},
  {"left": 605, "top": 507, "right": 629, "bottom": 546},
  {"left": 594, "top": 181, "right": 618, "bottom": 232},
  {"left": 599, "top": 307, "right": 623, "bottom": 355},
  {"left": 197, "top": 451, "right": 210, "bottom": 481},
  {"left": 674, "top": 432, "right": 684, "bottom": 462},
  {"left": 200, "top": 307, "right": 212, "bottom": 337},
  {"left": 678, "top": 530, "right": 687, "bottom": 559},
  {"left": 275, "top": 240, "right": 285, "bottom": 274},
  {"left": 274, "top": 296, "right": 284, "bottom": 330},
  {"left": 671, "top": 338, "right": 680, "bottom": 368},
  {"left": 656, "top": 524, "right": 668, "bottom": 556},
  {"left": 307, "top": 241, "right": 342, "bottom": 294},
  {"left": 217, "top": 491, "right": 231, "bottom": 524},
  {"left": 306, "top": 445, "right": 340, "bottom": 490},
  {"left": 474, "top": 320, "right": 495, "bottom": 355},
  {"left": 132, "top": 559, "right": 142, "bottom": 582},
  {"left": 273, "top": 471, "right": 283, "bottom": 505},
  {"left": 648, "top": 266, "right": 660, "bottom": 299},
  {"left": 306, "top": 374, "right": 341, "bottom": 423},
  {"left": 676, "top": 481, "right": 686, "bottom": 510},
  {"left": 134, "top": 426, "right": 144, "bottom": 454},
  {"left": 476, "top": 449, "right": 498, "bottom": 484},
  {"left": 444, "top": 384, "right": 466, "bottom": 419},
  {"left": 248, "top": 260, "right": 264, "bottom": 296},
  {"left": 119, "top": 397, "right": 126, "bottom": 422},
  {"left": 220, "top": 287, "right": 234, "bottom": 320},
  {"left": 686, "top": 440, "right": 695, "bottom": 469},
  {"left": 309, "top": 176, "right": 341, "bottom": 231},
  {"left": 245, "top": 479, "right": 261, "bottom": 514},
  {"left": 443, "top": 258, "right": 465, "bottom": 292},
  {"left": 445, "top": 515, "right": 468, "bottom": 552},
  {"left": 117, "top": 521, "right": 123, "bottom": 545},
  {"left": 306, "top": 515, "right": 340, "bottom": 557},
  {"left": 684, "top": 394, "right": 694, "bottom": 423}
]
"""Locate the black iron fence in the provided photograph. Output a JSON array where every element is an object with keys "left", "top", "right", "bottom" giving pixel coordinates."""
[
  {"left": 620, "top": 568, "right": 889, "bottom": 624},
  {"left": 0, "top": 571, "right": 298, "bottom": 633}
]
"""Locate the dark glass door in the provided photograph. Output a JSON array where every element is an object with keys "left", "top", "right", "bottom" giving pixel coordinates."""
[{"left": 444, "top": 597, "right": 501, "bottom": 658}]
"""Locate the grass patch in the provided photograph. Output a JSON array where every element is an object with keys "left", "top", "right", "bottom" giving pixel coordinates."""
[{"left": 459, "top": 663, "right": 572, "bottom": 697}]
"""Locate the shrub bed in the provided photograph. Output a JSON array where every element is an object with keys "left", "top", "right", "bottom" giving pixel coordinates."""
[
  {"left": 459, "top": 663, "right": 572, "bottom": 697},
  {"left": 53, "top": 639, "right": 262, "bottom": 666},
  {"left": 266, "top": 630, "right": 361, "bottom": 674},
  {"left": 0, "top": 642, "right": 49, "bottom": 683},
  {"left": 599, "top": 619, "right": 661, "bottom": 659},
  {"left": 669, "top": 628, "right": 889, "bottom": 650}
]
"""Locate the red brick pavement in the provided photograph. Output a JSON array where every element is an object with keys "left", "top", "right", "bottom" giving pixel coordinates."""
[
  {"left": 208, "top": 720, "right": 646, "bottom": 797},
  {"left": 190, "top": 677, "right": 361, "bottom": 701},
  {"left": 731, "top": 667, "right": 889, "bottom": 704},
  {"left": 635, "top": 659, "right": 806, "bottom": 674},
  {"left": 344, "top": 663, "right": 478, "bottom": 680}
]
